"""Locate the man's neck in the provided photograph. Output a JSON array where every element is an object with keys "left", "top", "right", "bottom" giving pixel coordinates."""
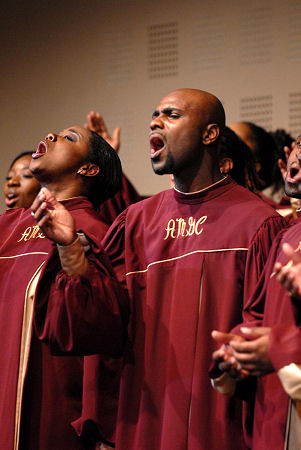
[
  {"left": 174, "top": 171, "right": 224, "bottom": 194},
  {"left": 174, "top": 175, "right": 226, "bottom": 195}
]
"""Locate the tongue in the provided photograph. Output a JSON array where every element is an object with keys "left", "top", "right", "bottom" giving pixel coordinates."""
[
  {"left": 5, "top": 196, "right": 17, "bottom": 206},
  {"left": 32, "top": 142, "right": 47, "bottom": 158},
  {"left": 32, "top": 152, "right": 43, "bottom": 159}
]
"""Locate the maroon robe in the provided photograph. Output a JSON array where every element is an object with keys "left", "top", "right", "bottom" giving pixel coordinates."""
[
  {"left": 35, "top": 176, "right": 286, "bottom": 450},
  {"left": 240, "top": 215, "right": 301, "bottom": 449},
  {"left": 0, "top": 197, "right": 114, "bottom": 450},
  {"left": 99, "top": 174, "right": 142, "bottom": 226}
]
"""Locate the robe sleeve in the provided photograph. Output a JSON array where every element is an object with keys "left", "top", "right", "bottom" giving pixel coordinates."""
[
  {"left": 231, "top": 217, "right": 287, "bottom": 333},
  {"left": 242, "top": 217, "right": 287, "bottom": 317},
  {"left": 98, "top": 174, "right": 141, "bottom": 225},
  {"left": 270, "top": 324, "right": 301, "bottom": 401},
  {"left": 268, "top": 324, "right": 301, "bottom": 370},
  {"left": 210, "top": 217, "right": 286, "bottom": 394},
  {"left": 34, "top": 212, "right": 129, "bottom": 358}
]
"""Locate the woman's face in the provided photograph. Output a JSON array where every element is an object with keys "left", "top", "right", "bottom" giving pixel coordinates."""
[
  {"left": 4, "top": 154, "right": 41, "bottom": 209},
  {"left": 29, "top": 126, "right": 92, "bottom": 183}
]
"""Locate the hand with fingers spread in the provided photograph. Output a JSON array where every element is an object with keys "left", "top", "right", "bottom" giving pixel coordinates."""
[
  {"left": 228, "top": 327, "right": 273, "bottom": 377},
  {"left": 85, "top": 111, "right": 121, "bottom": 153},
  {"left": 274, "top": 242, "right": 301, "bottom": 300},
  {"left": 212, "top": 330, "right": 250, "bottom": 379},
  {"left": 31, "top": 187, "right": 76, "bottom": 246}
]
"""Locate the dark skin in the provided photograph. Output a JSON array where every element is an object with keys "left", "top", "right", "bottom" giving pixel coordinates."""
[
  {"left": 212, "top": 328, "right": 273, "bottom": 378},
  {"left": 30, "top": 126, "right": 99, "bottom": 201},
  {"left": 284, "top": 136, "right": 301, "bottom": 199},
  {"left": 85, "top": 111, "right": 120, "bottom": 152},
  {"left": 150, "top": 89, "right": 225, "bottom": 193},
  {"left": 30, "top": 126, "right": 100, "bottom": 245},
  {"left": 32, "top": 89, "right": 226, "bottom": 244},
  {"left": 4, "top": 155, "right": 41, "bottom": 209}
]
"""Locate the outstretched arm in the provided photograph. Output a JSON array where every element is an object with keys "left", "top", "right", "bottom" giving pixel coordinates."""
[
  {"left": 85, "top": 111, "right": 121, "bottom": 152},
  {"left": 32, "top": 188, "right": 129, "bottom": 356}
]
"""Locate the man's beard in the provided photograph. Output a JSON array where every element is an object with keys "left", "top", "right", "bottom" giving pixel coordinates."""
[
  {"left": 151, "top": 151, "right": 175, "bottom": 176},
  {"left": 284, "top": 180, "right": 301, "bottom": 199}
]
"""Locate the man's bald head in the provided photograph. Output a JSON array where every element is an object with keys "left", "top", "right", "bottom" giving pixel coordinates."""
[{"left": 161, "top": 88, "right": 226, "bottom": 132}]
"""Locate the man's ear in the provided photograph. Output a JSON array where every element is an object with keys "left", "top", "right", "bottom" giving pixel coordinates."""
[
  {"left": 77, "top": 163, "right": 100, "bottom": 177},
  {"left": 202, "top": 123, "right": 220, "bottom": 145},
  {"left": 219, "top": 157, "right": 233, "bottom": 174}
]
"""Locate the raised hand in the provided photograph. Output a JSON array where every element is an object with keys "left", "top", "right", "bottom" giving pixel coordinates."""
[
  {"left": 31, "top": 187, "right": 76, "bottom": 245},
  {"left": 85, "top": 111, "right": 121, "bottom": 152},
  {"left": 274, "top": 243, "right": 301, "bottom": 299}
]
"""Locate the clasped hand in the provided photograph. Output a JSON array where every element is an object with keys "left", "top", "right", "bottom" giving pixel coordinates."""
[{"left": 212, "top": 327, "right": 274, "bottom": 378}]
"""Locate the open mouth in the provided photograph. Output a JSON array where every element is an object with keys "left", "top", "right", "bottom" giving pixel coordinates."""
[
  {"left": 5, "top": 192, "right": 18, "bottom": 207},
  {"left": 287, "top": 166, "right": 301, "bottom": 183},
  {"left": 32, "top": 141, "right": 47, "bottom": 159},
  {"left": 150, "top": 135, "right": 165, "bottom": 159}
]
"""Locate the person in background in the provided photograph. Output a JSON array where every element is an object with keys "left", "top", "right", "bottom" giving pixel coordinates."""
[
  {"left": 85, "top": 111, "right": 142, "bottom": 224},
  {"left": 218, "top": 126, "right": 261, "bottom": 192},
  {"left": 269, "top": 129, "right": 300, "bottom": 219},
  {"left": 3, "top": 151, "right": 41, "bottom": 210},
  {"left": 229, "top": 121, "right": 278, "bottom": 202},
  {"left": 269, "top": 128, "right": 295, "bottom": 203},
  {"left": 211, "top": 135, "right": 301, "bottom": 449},
  {"left": 32, "top": 88, "right": 286, "bottom": 450}
]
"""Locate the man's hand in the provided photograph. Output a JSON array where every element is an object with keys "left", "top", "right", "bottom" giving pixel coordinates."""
[
  {"left": 274, "top": 243, "right": 301, "bottom": 300},
  {"left": 85, "top": 111, "right": 121, "bottom": 152},
  {"left": 212, "top": 330, "right": 249, "bottom": 379},
  {"left": 229, "top": 327, "right": 273, "bottom": 376},
  {"left": 31, "top": 188, "right": 77, "bottom": 246}
]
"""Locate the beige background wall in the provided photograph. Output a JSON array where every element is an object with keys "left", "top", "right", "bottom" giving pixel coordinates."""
[{"left": 1, "top": 0, "right": 301, "bottom": 212}]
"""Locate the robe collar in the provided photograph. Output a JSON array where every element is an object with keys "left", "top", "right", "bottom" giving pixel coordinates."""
[{"left": 173, "top": 176, "right": 235, "bottom": 204}]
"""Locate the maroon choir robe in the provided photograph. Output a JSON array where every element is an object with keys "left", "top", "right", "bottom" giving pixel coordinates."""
[
  {"left": 241, "top": 214, "right": 301, "bottom": 449},
  {"left": 0, "top": 197, "right": 114, "bottom": 450},
  {"left": 35, "top": 176, "right": 287, "bottom": 450},
  {"left": 99, "top": 173, "right": 142, "bottom": 225}
]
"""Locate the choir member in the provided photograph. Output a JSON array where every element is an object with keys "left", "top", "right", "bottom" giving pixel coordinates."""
[
  {"left": 3, "top": 152, "right": 41, "bottom": 209},
  {"left": 0, "top": 126, "right": 122, "bottom": 449},
  {"left": 212, "top": 135, "right": 301, "bottom": 449}
]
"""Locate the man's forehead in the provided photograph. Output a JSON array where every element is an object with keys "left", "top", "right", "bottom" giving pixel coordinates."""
[
  {"left": 153, "top": 101, "right": 203, "bottom": 113},
  {"left": 157, "top": 89, "right": 210, "bottom": 110}
]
